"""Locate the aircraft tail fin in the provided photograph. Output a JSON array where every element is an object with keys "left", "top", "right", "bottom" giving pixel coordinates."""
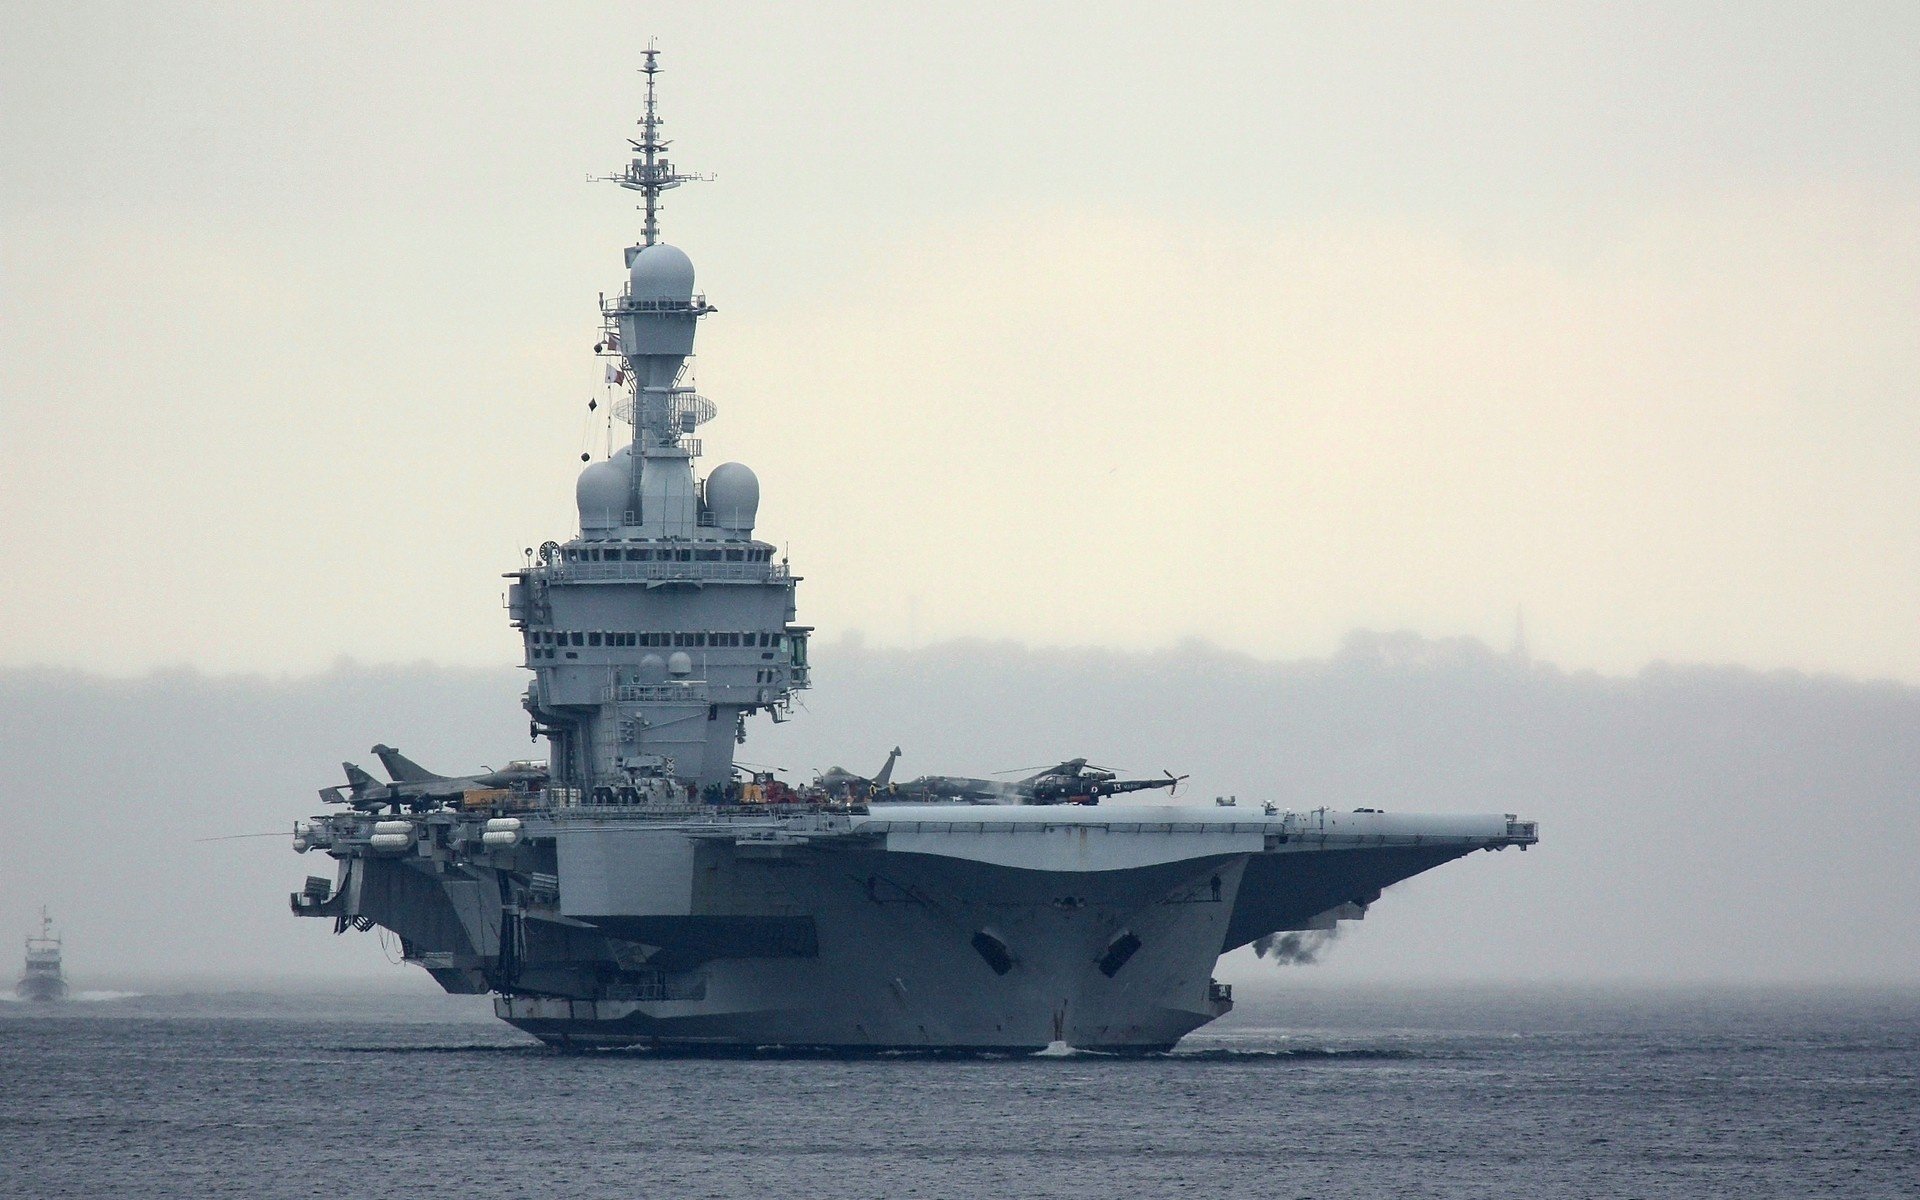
[
  {"left": 874, "top": 747, "right": 902, "bottom": 787},
  {"left": 373, "top": 744, "right": 443, "bottom": 782}
]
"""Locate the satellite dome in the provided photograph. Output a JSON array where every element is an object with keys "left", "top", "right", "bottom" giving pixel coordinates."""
[
  {"left": 705, "top": 462, "right": 760, "bottom": 532},
  {"left": 637, "top": 654, "right": 667, "bottom": 684},
  {"left": 666, "top": 651, "right": 693, "bottom": 677},
  {"left": 629, "top": 242, "right": 696, "bottom": 303},
  {"left": 575, "top": 458, "right": 630, "bottom": 531}
]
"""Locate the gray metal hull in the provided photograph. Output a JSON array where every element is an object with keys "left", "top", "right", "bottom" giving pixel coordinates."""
[
  {"left": 15, "top": 975, "right": 67, "bottom": 1003},
  {"left": 295, "top": 803, "right": 1535, "bottom": 1051},
  {"left": 498, "top": 851, "right": 1238, "bottom": 1051}
]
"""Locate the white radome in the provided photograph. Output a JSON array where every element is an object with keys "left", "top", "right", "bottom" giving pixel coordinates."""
[
  {"left": 705, "top": 462, "right": 760, "bottom": 531},
  {"left": 628, "top": 242, "right": 695, "bottom": 302},
  {"left": 575, "top": 459, "right": 629, "bottom": 530}
]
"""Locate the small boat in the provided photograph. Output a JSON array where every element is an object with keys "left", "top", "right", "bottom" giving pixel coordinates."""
[{"left": 17, "top": 908, "right": 68, "bottom": 1002}]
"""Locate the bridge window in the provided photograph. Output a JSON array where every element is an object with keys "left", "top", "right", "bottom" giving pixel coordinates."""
[
  {"left": 570, "top": 632, "right": 584, "bottom": 647},
  {"left": 588, "top": 632, "right": 602, "bottom": 647}
]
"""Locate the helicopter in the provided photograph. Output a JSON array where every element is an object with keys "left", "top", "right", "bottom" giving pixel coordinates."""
[{"left": 890, "top": 757, "right": 1185, "bottom": 806}]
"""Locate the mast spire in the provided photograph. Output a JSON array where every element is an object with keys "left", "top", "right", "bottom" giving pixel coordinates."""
[{"left": 595, "top": 41, "right": 710, "bottom": 245}]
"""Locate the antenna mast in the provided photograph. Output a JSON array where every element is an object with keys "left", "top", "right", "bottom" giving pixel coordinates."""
[{"left": 595, "top": 42, "right": 710, "bottom": 245}]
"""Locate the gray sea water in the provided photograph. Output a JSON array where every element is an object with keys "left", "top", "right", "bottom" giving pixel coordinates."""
[{"left": 2, "top": 983, "right": 1914, "bottom": 1199}]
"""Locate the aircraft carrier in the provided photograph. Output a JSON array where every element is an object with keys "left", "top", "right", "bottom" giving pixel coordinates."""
[{"left": 291, "top": 50, "right": 1538, "bottom": 1051}]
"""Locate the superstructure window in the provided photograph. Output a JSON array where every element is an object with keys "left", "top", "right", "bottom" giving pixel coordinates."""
[
  {"left": 589, "top": 633, "right": 602, "bottom": 646},
  {"left": 570, "top": 632, "right": 584, "bottom": 646}
]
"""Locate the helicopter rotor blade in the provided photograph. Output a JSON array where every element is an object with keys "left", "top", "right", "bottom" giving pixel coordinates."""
[{"left": 989, "top": 764, "right": 1053, "bottom": 776}]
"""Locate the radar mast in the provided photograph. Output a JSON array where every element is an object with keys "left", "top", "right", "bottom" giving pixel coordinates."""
[{"left": 595, "top": 42, "right": 711, "bottom": 246}]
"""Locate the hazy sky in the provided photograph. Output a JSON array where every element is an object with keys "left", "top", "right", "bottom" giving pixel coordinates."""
[{"left": 4, "top": 2, "right": 1918, "bottom": 680}]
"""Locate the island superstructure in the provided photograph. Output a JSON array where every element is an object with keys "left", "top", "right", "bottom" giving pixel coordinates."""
[
  {"left": 17, "top": 909, "right": 67, "bottom": 1003},
  {"left": 290, "top": 51, "right": 1539, "bottom": 1051}
]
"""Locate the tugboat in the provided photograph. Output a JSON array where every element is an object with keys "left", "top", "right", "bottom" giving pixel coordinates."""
[{"left": 17, "top": 909, "right": 67, "bottom": 1003}]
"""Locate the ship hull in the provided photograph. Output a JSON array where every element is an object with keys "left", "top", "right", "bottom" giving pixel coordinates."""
[
  {"left": 16, "top": 975, "right": 67, "bottom": 1003},
  {"left": 294, "top": 803, "right": 1534, "bottom": 1051},
  {"left": 497, "top": 851, "right": 1239, "bottom": 1051}
]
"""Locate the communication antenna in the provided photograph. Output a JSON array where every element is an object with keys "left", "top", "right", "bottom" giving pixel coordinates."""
[{"left": 592, "top": 42, "right": 713, "bottom": 245}]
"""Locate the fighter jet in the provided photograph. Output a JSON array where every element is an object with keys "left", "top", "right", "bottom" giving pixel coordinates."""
[
  {"left": 815, "top": 747, "right": 901, "bottom": 798},
  {"left": 891, "top": 758, "right": 1185, "bottom": 806},
  {"left": 318, "top": 746, "right": 548, "bottom": 812}
]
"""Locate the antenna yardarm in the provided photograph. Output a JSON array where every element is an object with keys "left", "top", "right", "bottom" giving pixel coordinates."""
[{"left": 593, "top": 44, "right": 711, "bottom": 245}]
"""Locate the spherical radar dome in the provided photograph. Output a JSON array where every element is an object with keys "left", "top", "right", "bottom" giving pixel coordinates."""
[
  {"left": 629, "top": 242, "right": 696, "bottom": 303},
  {"left": 705, "top": 462, "right": 760, "bottom": 532},
  {"left": 575, "top": 458, "right": 630, "bottom": 531}
]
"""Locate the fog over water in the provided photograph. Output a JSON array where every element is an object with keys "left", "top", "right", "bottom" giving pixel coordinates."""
[{"left": 2, "top": 636, "right": 1914, "bottom": 988}]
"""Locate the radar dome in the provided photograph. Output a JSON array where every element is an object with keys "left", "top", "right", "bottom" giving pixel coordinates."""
[
  {"left": 666, "top": 651, "right": 693, "bottom": 677},
  {"left": 629, "top": 243, "right": 696, "bottom": 303},
  {"left": 705, "top": 462, "right": 760, "bottom": 532},
  {"left": 575, "top": 458, "right": 630, "bottom": 531},
  {"left": 637, "top": 654, "right": 667, "bottom": 684}
]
